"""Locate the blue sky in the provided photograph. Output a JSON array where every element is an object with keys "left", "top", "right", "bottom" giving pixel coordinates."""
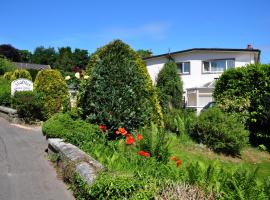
[{"left": 1, "top": 0, "right": 270, "bottom": 63}]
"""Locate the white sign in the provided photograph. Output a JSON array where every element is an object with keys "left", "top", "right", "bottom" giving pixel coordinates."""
[{"left": 11, "top": 78, "right": 33, "bottom": 95}]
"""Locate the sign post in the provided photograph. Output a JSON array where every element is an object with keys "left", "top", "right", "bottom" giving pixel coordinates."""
[{"left": 11, "top": 78, "right": 33, "bottom": 95}]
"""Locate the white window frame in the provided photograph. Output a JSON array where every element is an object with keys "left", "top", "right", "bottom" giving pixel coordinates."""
[
  {"left": 177, "top": 62, "right": 190, "bottom": 75},
  {"left": 202, "top": 59, "right": 235, "bottom": 73}
]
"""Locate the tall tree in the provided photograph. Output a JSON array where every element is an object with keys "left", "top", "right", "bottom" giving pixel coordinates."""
[
  {"left": 19, "top": 50, "right": 32, "bottom": 63},
  {"left": 156, "top": 59, "right": 184, "bottom": 110},
  {"left": 136, "top": 49, "right": 153, "bottom": 59},
  {"left": 32, "top": 46, "right": 56, "bottom": 66},
  {"left": 0, "top": 44, "right": 21, "bottom": 62},
  {"left": 54, "top": 47, "right": 74, "bottom": 72},
  {"left": 72, "top": 48, "right": 89, "bottom": 69}
]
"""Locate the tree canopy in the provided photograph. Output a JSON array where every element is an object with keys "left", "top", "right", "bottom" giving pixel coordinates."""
[{"left": 0, "top": 44, "right": 21, "bottom": 62}]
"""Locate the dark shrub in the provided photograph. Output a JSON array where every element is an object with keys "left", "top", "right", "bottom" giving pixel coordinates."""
[
  {"left": 78, "top": 40, "right": 163, "bottom": 136},
  {"left": 156, "top": 59, "right": 184, "bottom": 110},
  {"left": 27, "top": 69, "right": 39, "bottom": 81},
  {"left": 0, "top": 77, "right": 11, "bottom": 106},
  {"left": 192, "top": 107, "right": 249, "bottom": 156},
  {"left": 12, "top": 91, "right": 44, "bottom": 122},
  {"left": 34, "top": 69, "right": 69, "bottom": 119}
]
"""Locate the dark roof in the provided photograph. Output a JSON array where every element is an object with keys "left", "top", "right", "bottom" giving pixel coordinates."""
[
  {"left": 12, "top": 62, "right": 51, "bottom": 70},
  {"left": 143, "top": 48, "right": 261, "bottom": 60}
]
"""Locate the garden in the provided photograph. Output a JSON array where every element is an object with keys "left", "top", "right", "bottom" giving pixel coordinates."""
[{"left": 0, "top": 40, "right": 270, "bottom": 199}]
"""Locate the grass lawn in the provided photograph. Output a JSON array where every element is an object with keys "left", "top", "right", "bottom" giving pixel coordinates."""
[{"left": 169, "top": 135, "right": 270, "bottom": 181}]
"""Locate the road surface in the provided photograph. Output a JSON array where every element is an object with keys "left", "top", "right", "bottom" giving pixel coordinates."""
[{"left": 0, "top": 118, "right": 74, "bottom": 200}]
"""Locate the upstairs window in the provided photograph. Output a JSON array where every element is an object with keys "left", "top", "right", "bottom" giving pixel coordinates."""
[
  {"left": 203, "top": 59, "right": 235, "bottom": 73},
  {"left": 177, "top": 62, "right": 190, "bottom": 74}
]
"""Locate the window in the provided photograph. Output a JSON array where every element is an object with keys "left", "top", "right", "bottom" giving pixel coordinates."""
[
  {"left": 203, "top": 59, "right": 235, "bottom": 73},
  {"left": 177, "top": 62, "right": 190, "bottom": 74}
]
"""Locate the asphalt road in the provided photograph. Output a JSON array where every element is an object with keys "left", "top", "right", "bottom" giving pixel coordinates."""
[{"left": 0, "top": 118, "right": 74, "bottom": 200}]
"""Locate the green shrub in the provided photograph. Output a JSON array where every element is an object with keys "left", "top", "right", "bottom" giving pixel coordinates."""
[
  {"left": 12, "top": 91, "right": 44, "bottom": 122},
  {"left": 11, "top": 69, "right": 32, "bottom": 81},
  {"left": 214, "top": 64, "right": 270, "bottom": 146},
  {"left": 34, "top": 69, "right": 69, "bottom": 119},
  {"left": 71, "top": 172, "right": 158, "bottom": 200},
  {"left": 78, "top": 40, "right": 163, "bottom": 136},
  {"left": 192, "top": 107, "right": 249, "bottom": 156},
  {"left": 3, "top": 71, "right": 13, "bottom": 80},
  {"left": 42, "top": 112, "right": 104, "bottom": 147},
  {"left": 0, "top": 77, "right": 11, "bottom": 106},
  {"left": 0, "top": 57, "right": 16, "bottom": 75},
  {"left": 156, "top": 59, "right": 184, "bottom": 110}
]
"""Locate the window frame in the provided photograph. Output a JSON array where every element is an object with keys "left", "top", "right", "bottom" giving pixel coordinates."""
[
  {"left": 176, "top": 61, "right": 191, "bottom": 75},
  {"left": 202, "top": 58, "right": 235, "bottom": 74}
]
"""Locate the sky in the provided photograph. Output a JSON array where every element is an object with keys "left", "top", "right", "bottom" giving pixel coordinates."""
[{"left": 1, "top": 0, "right": 270, "bottom": 63}]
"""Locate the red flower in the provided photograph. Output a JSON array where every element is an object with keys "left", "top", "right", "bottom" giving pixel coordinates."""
[
  {"left": 176, "top": 159, "right": 182, "bottom": 167},
  {"left": 138, "top": 150, "right": 150, "bottom": 157},
  {"left": 171, "top": 156, "right": 177, "bottom": 161},
  {"left": 137, "top": 134, "right": 143, "bottom": 141},
  {"left": 126, "top": 135, "right": 135, "bottom": 145},
  {"left": 116, "top": 127, "right": 127, "bottom": 136},
  {"left": 99, "top": 124, "right": 107, "bottom": 132}
]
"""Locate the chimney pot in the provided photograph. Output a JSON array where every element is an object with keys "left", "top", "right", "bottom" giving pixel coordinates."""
[{"left": 247, "top": 44, "right": 253, "bottom": 49}]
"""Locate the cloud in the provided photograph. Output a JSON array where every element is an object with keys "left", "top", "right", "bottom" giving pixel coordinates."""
[{"left": 97, "top": 22, "right": 171, "bottom": 40}]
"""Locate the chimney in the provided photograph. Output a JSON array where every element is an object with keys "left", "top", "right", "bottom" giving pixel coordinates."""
[{"left": 246, "top": 44, "right": 253, "bottom": 49}]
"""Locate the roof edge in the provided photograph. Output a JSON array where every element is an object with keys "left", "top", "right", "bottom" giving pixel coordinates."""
[{"left": 143, "top": 48, "right": 261, "bottom": 60}]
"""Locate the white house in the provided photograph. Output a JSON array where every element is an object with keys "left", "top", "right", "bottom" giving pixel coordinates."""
[{"left": 144, "top": 47, "right": 260, "bottom": 113}]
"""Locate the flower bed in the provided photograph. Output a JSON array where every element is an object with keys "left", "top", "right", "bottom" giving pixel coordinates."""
[{"left": 42, "top": 112, "right": 270, "bottom": 199}]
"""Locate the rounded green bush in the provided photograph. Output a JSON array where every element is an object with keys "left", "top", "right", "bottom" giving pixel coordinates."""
[
  {"left": 192, "top": 107, "right": 249, "bottom": 156},
  {"left": 214, "top": 64, "right": 270, "bottom": 146},
  {"left": 3, "top": 71, "right": 13, "bottom": 80},
  {"left": 34, "top": 69, "right": 69, "bottom": 119},
  {"left": 156, "top": 59, "right": 183, "bottom": 110},
  {"left": 79, "top": 40, "right": 163, "bottom": 135},
  {"left": 12, "top": 91, "right": 44, "bottom": 122},
  {"left": 11, "top": 69, "right": 32, "bottom": 81}
]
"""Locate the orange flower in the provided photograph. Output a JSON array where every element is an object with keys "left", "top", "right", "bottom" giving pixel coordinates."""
[
  {"left": 137, "top": 134, "right": 143, "bottom": 141},
  {"left": 176, "top": 159, "right": 182, "bottom": 167},
  {"left": 99, "top": 124, "right": 107, "bottom": 132},
  {"left": 138, "top": 150, "right": 150, "bottom": 157},
  {"left": 126, "top": 135, "right": 135, "bottom": 145},
  {"left": 171, "top": 156, "right": 177, "bottom": 161},
  {"left": 116, "top": 127, "right": 127, "bottom": 136}
]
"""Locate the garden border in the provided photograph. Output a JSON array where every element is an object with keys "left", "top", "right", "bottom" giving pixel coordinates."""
[
  {"left": 0, "top": 106, "right": 22, "bottom": 123},
  {"left": 47, "top": 138, "right": 104, "bottom": 184}
]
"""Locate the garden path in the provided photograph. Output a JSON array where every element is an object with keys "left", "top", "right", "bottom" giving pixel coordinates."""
[{"left": 0, "top": 118, "right": 74, "bottom": 200}]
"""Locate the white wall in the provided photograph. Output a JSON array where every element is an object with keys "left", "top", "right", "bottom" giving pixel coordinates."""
[{"left": 146, "top": 50, "right": 256, "bottom": 92}]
